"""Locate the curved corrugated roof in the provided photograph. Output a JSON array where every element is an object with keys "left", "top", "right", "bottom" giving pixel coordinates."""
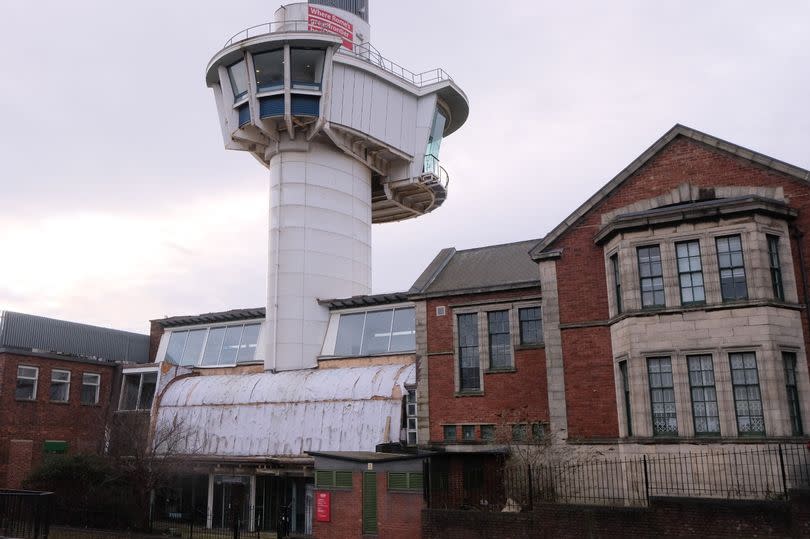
[{"left": 156, "top": 363, "right": 414, "bottom": 457}]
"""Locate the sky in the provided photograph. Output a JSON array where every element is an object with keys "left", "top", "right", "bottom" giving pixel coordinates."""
[{"left": 1, "top": 1, "right": 809, "bottom": 334}]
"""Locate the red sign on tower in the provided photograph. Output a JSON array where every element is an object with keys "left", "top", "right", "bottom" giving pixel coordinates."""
[{"left": 308, "top": 6, "right": 354, "bottom": 50}]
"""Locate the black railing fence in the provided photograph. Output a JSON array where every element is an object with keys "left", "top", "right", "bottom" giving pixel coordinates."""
[
  {"left": 0, "top": 490, "right": 53, "bottom": 539},
  {"left": 426, "top": 443, "right": 810, "bottom": 511}
]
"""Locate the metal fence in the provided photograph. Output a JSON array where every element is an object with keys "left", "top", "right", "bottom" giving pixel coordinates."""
[
  {"left": 426, "top": 443, "right": 810, "bottom": 511},
  {"left": 0, "top": 490, "right": 53, "bottom": 539}
]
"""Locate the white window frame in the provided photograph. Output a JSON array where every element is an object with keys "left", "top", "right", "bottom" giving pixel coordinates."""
[
  {"left": 162, "top": 321, "right": 263, "bottom": 368},
  {"left": 16, "top": 366, "right": 39, "bottom": 401},
  {"left": 50, "top": 369, "right": 71, "bottom": 403},
  {"left": 320, "top": 302, "right": 416, "bottom": 357},
  {"left": 81, "top": 373, "right": 101, "bottom": 405},
  {"left": 119, "top": 370, "right": 159, "bottom": 411}
]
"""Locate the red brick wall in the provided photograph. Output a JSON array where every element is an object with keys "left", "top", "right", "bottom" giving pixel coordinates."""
[
  {"left": 425, "top": 290, "right": 549, "bottom": 443},
  {"left": 312, "top": 474, "right": 362, "bottom": 539},
  {"left": 0, "top": 353, "right": 116, "bottom": 488},
  {"left": 312, "top": 471, "right": 424, "bottom": 539},
  {"left": 149, "top": 321, "right": 165, "bottom": 363},
  {"left": 547, "top": 135, "right": 810, "bottom": 439},
  {"left": 376, "top": 473, "right": 423, "bottom": 539}
]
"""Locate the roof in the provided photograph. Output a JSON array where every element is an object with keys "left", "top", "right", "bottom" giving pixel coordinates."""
[
  {"left": 0, "top": 311, "right": 149, "bottom": 364},
  {"left": 153, "top": 308, "right": 265, "bottom": 328},
  {"left": 308, "top": 451, "right": 429, "bottom": 463},
  {"left": 530, "top": 124, "right": 810, "bottom": 259},
  {"left": 409, "top": 239, "right": 542, "bottom": 298},
  {"left": 319, "top": 292, "right": 411, "bottom": 310},
  {"left": 155, "top": 363, "right": 415, "bottom": 457}
]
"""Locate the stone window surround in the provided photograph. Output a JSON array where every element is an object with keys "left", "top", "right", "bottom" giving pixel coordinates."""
[
  {"left": 451, "top": 300, "right": 543, "bottom": 395},
  {"left": 603, "top": 217, "right": 798, "bottom": 318},
  {"left": 613, "top": 344, "right": 809, "bottom": 439}
]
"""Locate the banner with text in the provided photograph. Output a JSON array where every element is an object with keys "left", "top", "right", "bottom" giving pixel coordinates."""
[{"left": 308, "top": 6, "right": 354, "bottom": 50}]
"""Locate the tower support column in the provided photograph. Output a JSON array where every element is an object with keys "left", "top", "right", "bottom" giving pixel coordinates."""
[{"left": 266, "top": 139, "right": 372, "bottom": 372}]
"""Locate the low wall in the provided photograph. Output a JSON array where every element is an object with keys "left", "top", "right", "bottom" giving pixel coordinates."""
[{"left": 423, "top": 489, "right": 810, "bottom": 538}]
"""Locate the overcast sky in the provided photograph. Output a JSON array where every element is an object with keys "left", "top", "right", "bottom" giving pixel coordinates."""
[{"left": 1, "top": 1, "right": 809, "bottom": 334}]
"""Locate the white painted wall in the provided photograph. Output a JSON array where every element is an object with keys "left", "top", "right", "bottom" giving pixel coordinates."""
[{"left": 266, "top": 139, "right": 372, "bottom": 372}]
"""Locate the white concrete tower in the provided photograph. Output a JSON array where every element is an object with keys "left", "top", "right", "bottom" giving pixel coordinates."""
[{"left": 206, "top": 1, "right": 469, "bottom": 372}]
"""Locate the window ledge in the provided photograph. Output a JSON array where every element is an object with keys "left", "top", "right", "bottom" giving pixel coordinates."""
[
  {"left": 14, "top": 398, "right": 36, "bottom": 403},
  {"left": 49, "top": 401, "right": 70, "bottom": 405},
  {"left": 454, "top": 390, "right": 484, "bottom": 397},
  {"left": 485, "top": 368, "right": 517, "bottom": 374},
  {"left": 515, "top": 343, "right": 545, "bottom": 351}
]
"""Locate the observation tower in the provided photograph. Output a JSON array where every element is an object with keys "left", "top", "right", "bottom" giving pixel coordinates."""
[{"left": 206, "top": 0, "right": 469, "bottom": 372}]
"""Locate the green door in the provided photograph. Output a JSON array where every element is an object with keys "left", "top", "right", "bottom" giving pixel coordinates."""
[{"left": 362, "top": 472, "right": 377, "bottom": 534}]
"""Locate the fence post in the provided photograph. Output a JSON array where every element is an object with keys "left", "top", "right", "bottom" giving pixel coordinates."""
[
  {"left": 643, "top": 456, "right": 650, "bottom": 503},
  {"left": 423, "top": 459, "right": 431, "bottom": 509},
  {"left": 778, "top": 444, "right": 788, "bottom": 497},
  {"left": 527, "top": 465, "right": 534, "bottom": 511},
  {"left": 233, "top": 513, "right": 239, "bottom": 539}
]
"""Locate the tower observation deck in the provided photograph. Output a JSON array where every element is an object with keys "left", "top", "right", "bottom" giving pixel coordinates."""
[{"left": 206, "top": 1, "right": 469, "bottom": 372}]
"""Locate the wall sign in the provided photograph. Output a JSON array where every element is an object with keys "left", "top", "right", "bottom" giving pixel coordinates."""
[
  {"left": 316, "top": 491, "right": 331, "bottom": 522},
  {"left": 308, "top": 6, "right": 354, "bottom": 50}
]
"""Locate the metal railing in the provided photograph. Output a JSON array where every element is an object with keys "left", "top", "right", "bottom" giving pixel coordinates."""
[
  {"left": 221, "top": 21, "right": 452, "bottom": 88},
  {"left": 423, "top": 155, "right": 450, "bottom": 192},
  {"left": 0, "top": 490, "right": 53, "bottom": 539},
  {"left": 426, "top": 443, "right": 810, "bottom": 511}
]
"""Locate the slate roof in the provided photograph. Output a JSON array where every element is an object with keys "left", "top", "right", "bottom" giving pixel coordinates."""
[{"left": 409, "top": 239, "right": 542, "bottom": 298}]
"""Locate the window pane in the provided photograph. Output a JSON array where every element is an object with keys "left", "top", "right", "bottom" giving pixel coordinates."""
[
  {"left": 687, "top": 355, "right": 720, "bottom": 435},
  {"left": 81, "top": 374, "right": 100, "bottom": 405},
  {"left": 443, "top": 425, "right": 456, "bottom": 441},
  {"left": 716, "top": 235, "right": 747, "bottom": 301},
  {"left": 677, "top": 240, "right": 704, "bottom": 305},
  {"left": 648, "top": 357, "right": 677, "bottom": 435},
  {"left": 361, "top": 309, "right": 394, "bottom": 356},
  {"left": 138, "top": 372, "right": 157, "bottom": 410},
  {"left": 201, "top": 327, "right": 226, "bottom": 366},
  {"left": 253, "top": 49, "right": 284, "bottom": 92},
  {"left": 729, "top": 352, "right": 764, "bottom": 435},
  {"left": 335, "top": 313, "right": 365, "bottom": 356},
  {"left": 181, "top": 329, "right": 207, "bottom": 366},
  {"left": 425, "top": 107, "right": 448, "bottom": 172},
  {"left": 15, "top": 367, "right": 37, "bottom": 400},
  {"left": 783, "top": 351, "right": 803, "bottom": 436},
  {"left": 228, "top": 59, "right": 249, "bottom": 99},
  {"left": 519, "top": 307, "right": 543, "bottom": 345},
  {"left": 458, "top": 313, "right": 480, "bottom": 391},
  {"left": 638, "top": 246, "right": 665, "bottom": 307},
  {"left": 481, "top": 425, "right": 495, "bottom": 441},
  {"left": 121, "top": 374, "right": 140, "bottom": 410},
  {"left": 290, "top": 49, "right": 325, "bottom": 89},
  {"left": 488, "top": 311, "right": 511, "bottom": 369},
  {"left": 219, "top": 326, "right": 244, "bottom": 365},
  {"left": 389, "top": 308, "right": 416, "bottom": 352},
  {"left": 462, "top": 425, "right": 476, "bottom": 441},
  {"left": 236, "top": 323, "right": 261, "bottom": 363},
  {"left": 50, "top": 371, "right": 70, "bottom": 402},
  {"left": 165, "top": 331, "right": 188, "bottom": 364}
]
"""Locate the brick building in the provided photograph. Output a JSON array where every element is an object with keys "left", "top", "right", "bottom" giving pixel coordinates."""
[
  {"left": 0, "top": 311, "right": 149, "bottom": 488},
  {"left": 414, "top": 125, "right": 810, "bottom": 486}
]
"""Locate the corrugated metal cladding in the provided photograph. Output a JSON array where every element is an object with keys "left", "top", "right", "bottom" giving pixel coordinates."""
[
  {"left": 0, "top": 311, "right": 149, "bottom": 363},
  {"left": 156, "top": 363, "right": 414, "bottom": 457},
  {"left": 309, "top": 0, "right": 368, "bottom": 21},
  {"left": 291, "top": 95, "right": 319, "bottom": 117},
  {"left": 238, "top": 104, "right": 250, "bottom": 127},
  {"left": 260, "top": 96, "right": 285, "bottom": 118}
]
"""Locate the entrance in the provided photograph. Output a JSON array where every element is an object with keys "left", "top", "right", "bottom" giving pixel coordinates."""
[
  {"left": 212, "top": 475, "right": 251, "bottom": 530},
  {"left": 255, "top": 475, "right": 313, "bottom": 534}
]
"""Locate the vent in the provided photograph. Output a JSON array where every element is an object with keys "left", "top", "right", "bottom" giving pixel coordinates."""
[{"left": 436, "top": 306, "right": 446, "bottom": 317}]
